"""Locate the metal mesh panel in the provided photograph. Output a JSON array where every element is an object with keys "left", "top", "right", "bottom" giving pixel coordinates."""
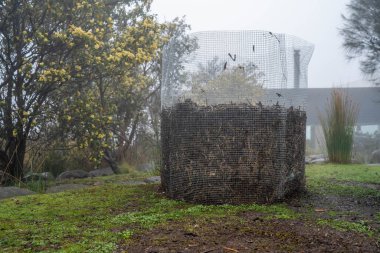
[{"left": 161, "top": 30, "right": 313, "bottom": 204}]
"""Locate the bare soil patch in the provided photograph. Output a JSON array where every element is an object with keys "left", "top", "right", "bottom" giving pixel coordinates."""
[{"left": 121, "top": 214, "right": 379, "bottom": 253}]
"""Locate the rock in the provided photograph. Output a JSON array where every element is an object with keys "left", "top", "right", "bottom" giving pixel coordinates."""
[
  {"left": 309, "top": 154, "right": 324, "bottom": 161},
  {"left": 306, "top": 154, "right": 327, "bottom": 164},
  {"left": 0, "top": 186, "right": 35, "bottom": 200},
  {"left": 24, "top": 172, "right": 54, "bottom": 182},
  {"left": 57, "top": 170, "right": 89, "bottom": 180},
  {"left": 369, "top": 149, "right": 380, "bottom": 163},
  {"left": 144, "top": 176, "right": 161, "bottom": 184},
  {"left": 137, "top": 162, "right": 155, "bottom": 172},
  {"left": 89, "top": 167, "right": 114, "bottom": 177},
  {"left": 41, "top": 172, "right": 54, "bottom": 180},
  {"left": 46, "top": 184, "right": 90, "bottom": 193},
  {"left": 310, "top": 158, "right": 327, "bottom": 164}
]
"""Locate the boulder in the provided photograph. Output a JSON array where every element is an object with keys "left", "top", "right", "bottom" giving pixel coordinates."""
[
  {"left": 144, "top": 176, "right": 161, "bottom": 184},
  {"left": 41, "top": 172, "right": 54, "bottom": 180},
  {"left": 137, "top": 162, "right": 155, "bottom": 172},
  {"left": 310, "top": 158, "right": 327, "bottom": 164},
  {"left": 57, "top": 170, "right": 89, "bottom": 180},
  {"left": 24, "top": 172, "right": 54, "bottom": 182},
  {"left": 369, "top": 149, "right": 380, "bottom": 164},
  {"left": 89, "top": 167, "right": 114, "bottom": 177},
  {"left": 0, "top": 186, "right": 35, "bottom": 200},
  {"left": 309, "top": 154, "right": 324, "bottom": 161},
  {"left": 306, "top": 154, "right": 327, "bottom": 164}
]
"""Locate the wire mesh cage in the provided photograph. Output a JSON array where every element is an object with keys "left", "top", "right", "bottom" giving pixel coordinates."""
[{"left": 161, "top": 30, "right": 314, "bottom": 204}]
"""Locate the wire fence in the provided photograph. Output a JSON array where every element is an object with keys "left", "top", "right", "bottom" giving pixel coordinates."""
[{"left": 161, "top": 30, "right": 313, "bottom": 204}]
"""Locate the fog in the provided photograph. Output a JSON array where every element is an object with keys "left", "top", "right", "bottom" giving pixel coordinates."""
[{"left": 151, "top": 0, "right": 371, "bottom": 88}]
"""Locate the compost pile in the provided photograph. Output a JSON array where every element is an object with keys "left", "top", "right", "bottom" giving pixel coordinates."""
[{"left": 161, "top": 99, "right": 306, "bottom": 204}]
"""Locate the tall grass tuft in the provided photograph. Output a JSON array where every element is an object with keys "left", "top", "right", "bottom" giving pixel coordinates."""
[{"left": 319, "top": 89, "right": 358, "bottom": 163}]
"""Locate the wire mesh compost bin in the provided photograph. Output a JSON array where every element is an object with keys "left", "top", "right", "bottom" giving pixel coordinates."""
[{"left": 161, "top": 31, "right": 314, "bottom": 204}]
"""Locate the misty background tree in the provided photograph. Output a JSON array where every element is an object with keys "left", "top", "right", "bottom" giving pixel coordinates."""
[{"left": 340, "top": 0, "right": 380, "bottom": 84}]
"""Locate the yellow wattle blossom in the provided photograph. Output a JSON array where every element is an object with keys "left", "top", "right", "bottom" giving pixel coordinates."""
[
  {"left": 97, "top": 133, "right": 105, "bottom": 139},
  {"left": 142, "top": 19, "right": 153, "bottom": 28},
  {"left": 151, "top": 42, "right": 158, "bottom": 50},
  {"left": 38, "top": 75, "right": 47, "bottom": 82},
  {"left": 76, "top": 2, "right": 83, "bottom": 9},
  {"left": 52, "top": 32, "right": 67, "bottom": 40},
  {"left": 68, "top": 25, "right": 99, "bottom": 44}
]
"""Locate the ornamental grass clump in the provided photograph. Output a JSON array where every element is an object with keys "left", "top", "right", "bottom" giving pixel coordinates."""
[{"left": 319, "top": 89, "right": 358, "bottom": 163}]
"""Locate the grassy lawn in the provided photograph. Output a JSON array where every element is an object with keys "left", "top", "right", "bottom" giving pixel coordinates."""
[
  {"left": 306, "top": 164, "right": 380, "bottom": 184},
  {"left": 0, "top": 164, "right": 379, "bottom": 252},
  {"left": 306, "top": 164, "right": 380, "bottom": 198}
]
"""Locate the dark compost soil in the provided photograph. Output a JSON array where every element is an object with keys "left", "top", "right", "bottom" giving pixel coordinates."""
[{"left": 161, "top": 100, "right": 306, "bottom": 204}]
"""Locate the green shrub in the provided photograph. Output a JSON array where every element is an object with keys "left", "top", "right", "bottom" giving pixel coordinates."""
[
  {"left": 25, "top": 178, "right": 47, "bottom": 193},
  {"left": 319, "top": 89, "right": 358, "bottom": 163},
  {"left": 42, "top": 146, "right": 95, "bottom": 177}
]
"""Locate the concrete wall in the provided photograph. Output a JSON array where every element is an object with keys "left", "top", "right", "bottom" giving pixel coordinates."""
[
  {"left": 304, "top": 87, "right": 380, "bottom": 125},
  {"left": 270, "top": 87, "right": 380, "bottom": 154}
]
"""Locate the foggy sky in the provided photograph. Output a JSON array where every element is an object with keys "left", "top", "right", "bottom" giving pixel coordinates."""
[{"left": 151, "top": 0, "right": 372, "bottom": 88}]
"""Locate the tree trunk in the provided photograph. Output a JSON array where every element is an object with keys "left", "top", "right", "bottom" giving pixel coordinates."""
[
  {"left": 6, "top": 137, "right": 26, "bottom": 183},
  {"left": 115, "top": 113, "right": 140, "bottom": 161},
  {"left": 0, "top": 150, "right": 10, "bottom": 185},
  {"left": 104, "top": 149, "right": 121, "bottom": 174}
]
